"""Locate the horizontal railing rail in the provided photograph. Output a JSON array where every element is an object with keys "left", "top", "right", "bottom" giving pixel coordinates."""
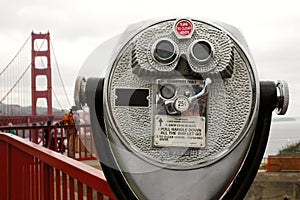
[
  {"left": 0, "top": 124, "right": 96, "bottom": 160},
  {"left": 0, "top": 133, "right": 116, "bottom": 200}
]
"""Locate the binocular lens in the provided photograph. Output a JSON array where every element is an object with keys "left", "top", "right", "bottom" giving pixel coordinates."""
[
  {"left": 191, "top": 41, "right": 212, "bottom": 62},
  {"left": 153, "top": 39, "right": 177, "bottom": 64}
]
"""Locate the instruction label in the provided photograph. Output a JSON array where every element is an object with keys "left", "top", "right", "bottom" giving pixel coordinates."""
[{"left": 153, "top": 115, "right": 206, "bottom": 148}]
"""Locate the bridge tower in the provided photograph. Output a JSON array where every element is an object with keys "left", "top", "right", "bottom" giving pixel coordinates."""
[{"left": 31, "top": 32, "right": 52, "bottom": 115}]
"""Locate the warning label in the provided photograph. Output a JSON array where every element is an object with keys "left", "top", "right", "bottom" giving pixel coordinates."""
[
  {"left": 175, "top": 19, "right": 193, "bottom": 36},
  {"left": 153, "top": 115, "right": 206, "bottom": 148}
]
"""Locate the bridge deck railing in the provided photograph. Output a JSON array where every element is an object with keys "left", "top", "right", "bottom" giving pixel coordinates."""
[
  {"left": 0, "top": 124, "right": 96, "bottom": 160},
  {"left": 0, "top": 133, "right": 116, "bottom": 200}
]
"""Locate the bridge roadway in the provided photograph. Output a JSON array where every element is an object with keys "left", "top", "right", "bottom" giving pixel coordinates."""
[{"left": 0, "top": 115, "right": 62, "bottom": 126}]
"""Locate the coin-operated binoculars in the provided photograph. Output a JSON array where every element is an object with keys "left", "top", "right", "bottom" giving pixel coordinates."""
[{"left": 74, "top": 18, "right": 289, "bottom": 200}]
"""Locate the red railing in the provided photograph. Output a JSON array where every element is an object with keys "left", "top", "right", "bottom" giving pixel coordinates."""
[
  {"left": 0, "top": 124, "right": 96, "bottom": 160},
  {"left": 0, "top": 133, "right": 116, "bottom": 200}
]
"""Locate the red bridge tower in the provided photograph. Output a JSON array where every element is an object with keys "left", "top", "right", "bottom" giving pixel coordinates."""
[{"left": 31, "top": 32, "right": 52, "bottom": 116}]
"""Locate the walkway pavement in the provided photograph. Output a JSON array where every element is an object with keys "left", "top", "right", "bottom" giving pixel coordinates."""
[{"left": 80, "top": 159, "right": 102, "bottom": 171}]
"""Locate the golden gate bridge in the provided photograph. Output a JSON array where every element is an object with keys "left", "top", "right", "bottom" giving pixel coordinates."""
[
  {"left": 0, "top": 32, "right": 116, "bottom": 199},
  {"left": 0, "top": 32, "right": 71, "bottom": 126},
  {"left": 0, "top": 32, "right": 96, "bottom": 160}
]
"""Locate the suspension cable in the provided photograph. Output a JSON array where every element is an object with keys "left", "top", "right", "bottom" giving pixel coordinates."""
[
  {"left": 0, "top": 34, "right": 31, "bottom": 76},
  {"left": 53, "top": 89, "right": 64, "bottom": 111},
  {"left": 50, "top": 40, "right": 72, "bottom": 107},
  {"left": 38, "top": 39, "right": 70, "bottom": 109},
  {"left": 0, "top": 34, "right": 47, "bottom": 104},
  {"left": 0, "top": 64, "right": 31, "bottom": 103},
  {"left": 36, "top": 48, "right": 64, "bottom": 111}
]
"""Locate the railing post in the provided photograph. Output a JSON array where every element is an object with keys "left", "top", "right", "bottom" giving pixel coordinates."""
[
  {"left": 0, "top": 140, "right": 9, "bottom": 200},
  {"left": 41, "top": 162, "right": 50, "bottom": 200}
]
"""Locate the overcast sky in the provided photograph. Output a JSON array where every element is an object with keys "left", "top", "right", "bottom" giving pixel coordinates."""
[{"left": 0, "top": 0, "right": 299, "bottom": 117}]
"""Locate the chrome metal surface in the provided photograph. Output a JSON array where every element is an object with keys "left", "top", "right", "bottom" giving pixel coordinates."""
[
  {"left": 275, "top": 80, "right": 289, "bottom": 115},
  {"left": 188, "top": 78, "right": 212, "bottom": 103},
  {"left": 78, "top": 17, "right": 264, "bottom": 200},
  {"left": 74, "top": 76, "right": 87, "bottom": 109},
  {"left": 104, "top": 18, "right": 259, "bottom": 171},
  {"left": 164, "top": 78, "right": 212, "bottom": 114}
]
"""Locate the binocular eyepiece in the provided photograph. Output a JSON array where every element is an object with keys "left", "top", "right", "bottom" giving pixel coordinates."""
[
  {"left": 74, "top": 18, "right": 289, "bottom": 200},
  {"left": 152, "top": 38, "right": 213, "bottom": 67}
]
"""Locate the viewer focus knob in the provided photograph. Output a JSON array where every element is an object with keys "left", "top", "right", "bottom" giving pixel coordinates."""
[{"left": 275, "top": 80, "right": 289, "bottom": 115}]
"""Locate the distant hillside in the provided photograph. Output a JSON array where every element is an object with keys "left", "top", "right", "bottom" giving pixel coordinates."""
[
  {"left": 272, "top": 117, "right": 297, "bottom": 122},
  {"left": 0, "top": 103, "right": 67, "bottom": 116}
]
